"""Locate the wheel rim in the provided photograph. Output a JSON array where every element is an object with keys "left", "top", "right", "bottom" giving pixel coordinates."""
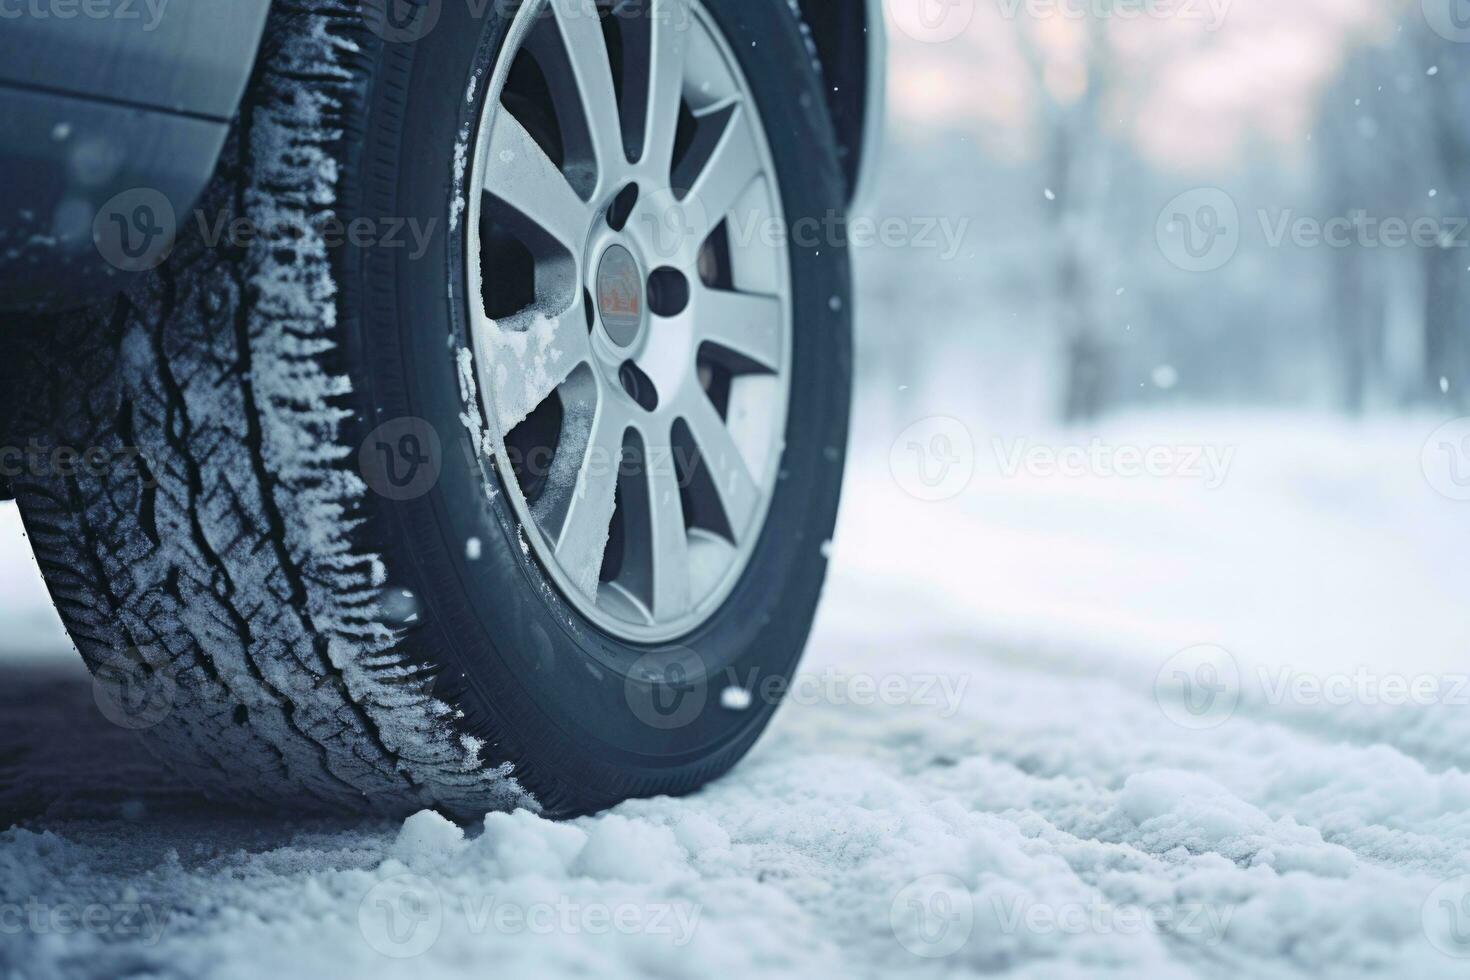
[{"left": 466, "top": 0, "right": 792, "bottom": 643}]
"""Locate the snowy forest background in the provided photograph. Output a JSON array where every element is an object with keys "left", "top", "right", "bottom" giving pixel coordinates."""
[
  {"left": 863, "top": 0, "right": 1470, "bottom": 425},
  {"left": 5, "top": 4, "right": 1470, "bottom": 975}
]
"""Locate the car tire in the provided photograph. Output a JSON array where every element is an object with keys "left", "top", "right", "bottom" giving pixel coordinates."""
[{"left": 3, "top": 0, "right": 851, "bottom": 818}]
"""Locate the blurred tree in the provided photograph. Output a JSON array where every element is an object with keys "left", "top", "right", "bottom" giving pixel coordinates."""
[
  {"left": 1317, "top": 44, "right": 1396, "bottom": 412},
  {"left": 1015, "top": 11, "right": 1116, "bottom": 422},
  {"left": 1312, "top": 15, "right": 1470, "bottom": 412},
  {"left": 1419, "top": 26, "right": 1470, "bottom": 410}
]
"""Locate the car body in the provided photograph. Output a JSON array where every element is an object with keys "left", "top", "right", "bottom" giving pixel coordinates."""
[{"left": 0, "top": 0, "right": 884, "bottom": 313}]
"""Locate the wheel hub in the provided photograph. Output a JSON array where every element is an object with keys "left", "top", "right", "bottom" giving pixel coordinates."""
[{"left": 595, "top": 243, "right": 646, "bottom": 349}]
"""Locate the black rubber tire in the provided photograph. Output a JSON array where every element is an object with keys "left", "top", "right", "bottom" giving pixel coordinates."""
[{"left": 3, "top": 0, "right": 851, "bottom": 818}]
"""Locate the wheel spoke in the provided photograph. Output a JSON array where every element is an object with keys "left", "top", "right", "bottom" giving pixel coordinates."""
[
  {"left": 640, "top": 0, "right": 689, "bottom": 175},
  {"left": 466, "top": 3, "right": 792, "bottom": 638},
  {"left": 681, "top": 390, "right": 760, "bottom": 541},
  {"left": 471, "top": 306, "right": 591, "bottom": 437},
  {"left": 685, "top": 105, "right": 762, "bottom": 238},
  {"left": 484, "top": 109, "right": 591, "bottom": 252},
  {"left": 555, "top": 395, "right": 628, "bottom": 598},
  {"left": 646, "top": 442, "right": 692, "bottom": 617},
  {"left": 693, "top": 286, "right": 782, "bottom": 371},
  {"left": 549, "top": 0, "right": 626, "bottom": 179}
]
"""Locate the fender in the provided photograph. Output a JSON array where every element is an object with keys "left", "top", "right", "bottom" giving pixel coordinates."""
[
  {"left": 795, "top": 0, "right": 887, "bottom": 211},
  {"left": 0, "top": 0, "right": 271, "bottom": 312}
]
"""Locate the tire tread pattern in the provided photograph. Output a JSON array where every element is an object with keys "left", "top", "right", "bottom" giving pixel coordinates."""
[{"left": 4, "top": 1, "right": 534, "bottom": 817}]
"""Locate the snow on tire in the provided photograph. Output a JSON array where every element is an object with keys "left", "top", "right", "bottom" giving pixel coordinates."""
[{"left": 3, "top": 3, "right": 532, "bottom": 817}]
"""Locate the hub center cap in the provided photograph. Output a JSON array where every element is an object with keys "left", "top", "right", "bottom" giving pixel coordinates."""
[{"left": 596, "top": 244, "right": 645, "bottom": 347}]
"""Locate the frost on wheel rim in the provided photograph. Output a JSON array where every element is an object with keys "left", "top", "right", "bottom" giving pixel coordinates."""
[{"left": 466, "top": 0, "right": 792, "bottom": 643}]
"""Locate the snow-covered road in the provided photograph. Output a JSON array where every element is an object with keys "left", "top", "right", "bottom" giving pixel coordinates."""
[{"left": 3, "top": 412, "right": 1469, "bottom": 978}]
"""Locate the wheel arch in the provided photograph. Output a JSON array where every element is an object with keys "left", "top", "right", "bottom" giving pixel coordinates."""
[
  {"left": 0, "top": 0, "right": 272, "bottom": 313},
  {"left": 794, "top": 0, "right": 887, "bottom": 211}
]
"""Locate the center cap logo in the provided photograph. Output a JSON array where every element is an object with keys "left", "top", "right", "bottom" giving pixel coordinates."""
[{"left": 597, "top": 245, "right": 645, "bottom": 347}]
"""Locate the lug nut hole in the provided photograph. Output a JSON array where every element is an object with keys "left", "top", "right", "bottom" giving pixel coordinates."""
[
  {"left": 618, "top": 360, "right": 659, "bottom": 412},
  {"left": 647, "top": 267, "right": 690, "bottom": 318}
]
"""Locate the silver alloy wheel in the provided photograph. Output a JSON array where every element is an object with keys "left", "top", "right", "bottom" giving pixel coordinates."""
[{"left": 466, "top": 0, "right": 793, "bottom": 643}]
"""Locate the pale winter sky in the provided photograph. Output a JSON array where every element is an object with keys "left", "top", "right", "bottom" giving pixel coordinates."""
[{"left": 886, "top": 0, "right": 1393, "bottom": 172}]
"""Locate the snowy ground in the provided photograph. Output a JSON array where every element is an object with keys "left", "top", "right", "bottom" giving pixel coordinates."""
[{"left": 3, "top": 409, "right": 1470, "bottom": 978}]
